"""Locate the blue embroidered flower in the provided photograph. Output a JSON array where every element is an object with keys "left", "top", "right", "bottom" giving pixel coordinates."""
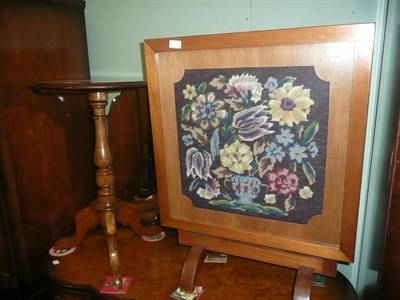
[
  {"left": 265, "top": 142, "right": 285, "bottom": 163},
  {"left": 191, "top": 92, "right": 227, "bottom": 130},
  {"left": 182, "top": 134, "right": 193, "bottom": 146},
  {"left": 289, "top": 143, "right": 308, "bottom": 163},
  {"left": 200, "top": 102, "right": 217, "bottom": 120},
  {"left": 276, "top": 128, "right": 294, "bottom": 147},
  {"left": 309, "top": 141, "right": 318, "bottom": 158},
  {"left": 264, "top": 77, "right": 278, "bottom": 91}
]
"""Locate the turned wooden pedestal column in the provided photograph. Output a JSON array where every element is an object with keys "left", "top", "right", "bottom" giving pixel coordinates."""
[{"left": 30, "top": 80, "right": 162, "bottom": 291}]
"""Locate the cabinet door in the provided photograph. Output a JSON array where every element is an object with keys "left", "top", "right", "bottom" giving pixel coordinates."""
[{"left": 0, "top": 0, "right": 93, "bottom": 298}]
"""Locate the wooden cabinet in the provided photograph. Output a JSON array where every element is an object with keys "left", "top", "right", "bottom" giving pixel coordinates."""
[
  {"left": 0, "top": 1, "right": 93, "bottom": 298},
  {"left": 378, "top": 113, "right": 400, "bottom": 299}
]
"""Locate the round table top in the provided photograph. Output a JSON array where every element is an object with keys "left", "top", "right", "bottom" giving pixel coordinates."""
[
  {"left": 46, "top": 227, "right": 359, "bottom": 300},
  {"left": 30, "top": 79, "right": 147, "bottom": 95}
]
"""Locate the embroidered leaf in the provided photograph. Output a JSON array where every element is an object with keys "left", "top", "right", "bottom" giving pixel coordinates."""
[
  {"left": 181, "top": 124, "right": 208, "bottom": 144},
  {"left": 279, "top": 76, "right": 296, "bottom": 86},
  {"left": 210, "top": 75, "right": 227, "bottom": 89},
  {"left": 261, "top": 206, "right": 288, "bottom": 216},
  {"left": 212, "top": 166, "right": 229, "bottom": 179},
  {"left": 250, "top": 159, "right": 258, "bottom": 173},
  {"left": 224, "top": 97, "right": 244, "bottom": 111},
  {"left": 209, "top": 199, "right": 236, "bottom": 208},
  {"left": 221, "top": 124, "right": 234, "bottom": 141},
  {"left": 189, "top": 178, "right": 200, "bottom": 192},
  {"left": 197, "top": 82, "right": 208, "bottom": 94},
  {"left": 289, "top": 161, "right": 297, "bottom": 172},
  {"left": 258, "top": 156, "right": 273, "bottom": 177},
  {"left": 253, "top": 140, "right": 266, "bottom": 156},
  {"left": 221, "top": 191, "right": 232, "bottom": 200},
  {"left": 236, "top": 204, "right": 263, "bottom": 213},
  {"left": 298, "top": 125, "right": 304, "bottom": 139},
  {"left": 302, "top": 122, "right": 319, "bottom": 144},
  {"left": 302, "top": 161, "right": 316, "bottom": 185},
  {"left": 212, "top": 166, "right": 232, "bottom": 179},
  {"left": 221, "top": 115, "right": 230, "bottom": 127},
  {"left": 210, "top": 129, "right": 219, "bottom": 160},
  {"left": 192, "top": 127, "right": 208, "bottom": 144},
  {"left": 181, "top": 103, "right": 192, "bottom": 121},
  {"left": 226, "top": 134, "right": 239, "bottom": 146},
  {"left": 284, "top": 195, "right": 296, "bottom": 212}
]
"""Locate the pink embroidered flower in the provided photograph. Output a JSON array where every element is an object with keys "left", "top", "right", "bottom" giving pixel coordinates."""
[
  {"left": 224, "top": 74, "right": 263, "bottom": 103},
  {"left": 197, "top": 179, "right": 221, "bottom": 199},
  {"left": 265, "top": 167, "right": 299, "bottom": 196}
]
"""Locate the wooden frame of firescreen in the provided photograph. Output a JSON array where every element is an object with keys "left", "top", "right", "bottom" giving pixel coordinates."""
[{"left": 144, "top": 23, "right": 374, "bottom": 299}]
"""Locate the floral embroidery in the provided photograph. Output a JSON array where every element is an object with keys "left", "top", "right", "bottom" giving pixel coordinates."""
[
  {"left": 288, "top": 143, "right": 308, "bottom": 164},
  {"left": 276, "top": 128, "right": 294, "bottom": 147},
  {"left": 268, "top": 82, "right": 315, "bottom": 127},
  {"left": 265, "top": 167, "right": 299, "bottom": 196},
  {"left": 182, "top": 134, "right": 193, "bottom": 146},
  {"left": 264, "top": 194, "right": 277, "bottom": 204},
  {"left": 224, "top": 74, "right": 263, "bottom": 103},
  {"left": 175, "top": 67, "right": 329, "bottom": 224},
  {"left": 309, "top": 141, "right": 318, "bottom": 158},
  {"left": 299, "top": 186, "right": 313, "bottom": 199},
  {"left": 220, "top": 140, "right": 253, "bottom": 174},
  {"left": 197, "top": 179, "right": 221, "bottom": 200},
  {"left": 230, "top": 175, "right": 261, "bottom": 204},
  {"left": 264, "top": 77, "right": 278, "bottom": 91},
  {"left": 186, "top": 147, "right": 212, "bottom": 180},
  {"left": 183, "top": 84, "right": 197, "bottom": 100},
  {"left": 265, "top": 142, "right": 285, "bottom": 163},
  {"left": 190, "top": 92, "right": 227, "bottom": 130},
  {"left": 232, "top": 105, "right": 274, "bottom": 141}
]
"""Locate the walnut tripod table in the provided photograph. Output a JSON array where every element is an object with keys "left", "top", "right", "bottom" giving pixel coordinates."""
[{"left": 30, "top": 80, "right": 163, "bottom": 292}]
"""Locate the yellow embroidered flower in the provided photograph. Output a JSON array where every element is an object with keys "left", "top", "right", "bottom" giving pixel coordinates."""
[
  {"left": 264, "top": 194, "right": 277, "bottom": 204},
  {"left": 299, "top": 186, "right": 313, "bottom": 199},
  {"left": 183, "top": 84, "right": 197, "bottom": 100},
  {"left": 220, "top": 140, "right": 253, "bottom": 174},
  {"left": 268, "top": 82, "right": 315, "bottom": 127}
]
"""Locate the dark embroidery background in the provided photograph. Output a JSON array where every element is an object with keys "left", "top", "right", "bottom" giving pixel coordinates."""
[{"left": 174, "top": 66, "right": 330, "bottom": 224}]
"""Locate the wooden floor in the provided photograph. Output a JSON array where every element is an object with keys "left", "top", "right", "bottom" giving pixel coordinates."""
[{"left": 45, "top": 227, "right": 358, "bottom": 299}]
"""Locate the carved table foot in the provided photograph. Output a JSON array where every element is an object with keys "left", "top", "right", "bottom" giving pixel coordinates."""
[
  {"left": 53, "top": 206, "right": 100, "bottom": 250},
  {"left": 52, "top": 202, "right": 163, "bottom": 251},
  {"left": 116, "top": 202, "right": 162, "bottom": 237}
]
